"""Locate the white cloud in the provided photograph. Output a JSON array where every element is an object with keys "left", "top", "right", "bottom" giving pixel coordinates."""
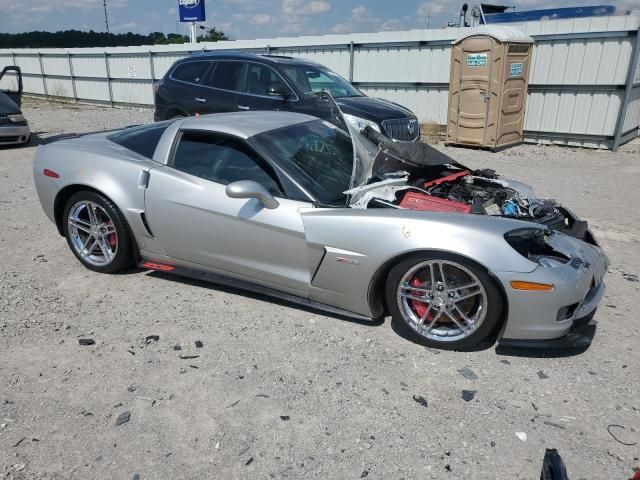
[
  {"left": 351, "top": 5, "right": 367, "bottom": 17},
  {"left": 279, "top": 0, "right": 330, "bottom": 35},
  {"left": 381, "top": 18, "right": 409, "bottom": 31},
  {"left": 416, "top": 2, "right": 445, "bottom": 16},
  {"left": 250, "top": 14, "right": 274, "bottom": 25},
  {"left": 117, "top": 21, "right": 137, "bottom": 31},
  {"left": 282, "top": 0, "right": 331, "bottom": 17},
  {"left": 330, "top": 3, "right": 407, "bottom": 35},
  {"left": 0, "top": 0, "right": 126, "bottom": 13}
]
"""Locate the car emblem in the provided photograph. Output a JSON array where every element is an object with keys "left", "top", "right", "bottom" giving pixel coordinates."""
[
  {"left": 407, "top": 120, "right": 417, "bottom": 136},
  {"left": 336, "top": 257, "right": 360, "bottom": 265}
]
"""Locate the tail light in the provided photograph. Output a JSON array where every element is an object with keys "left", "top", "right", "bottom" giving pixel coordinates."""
[
  {"left": 153, "top": 81, "right": 161, "bottom": 95},
  {"left": 43, "top": 169, "right": 60, "bottom": 178}
]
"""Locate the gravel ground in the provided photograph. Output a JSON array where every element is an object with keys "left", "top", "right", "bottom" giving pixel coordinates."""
[{"left": 1, "top": 99, "right": 639, "bottom": 480}]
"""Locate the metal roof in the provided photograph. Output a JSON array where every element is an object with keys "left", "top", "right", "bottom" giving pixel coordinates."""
[{"left": 454, "top": 25, "right": 534, "bottom": 43}]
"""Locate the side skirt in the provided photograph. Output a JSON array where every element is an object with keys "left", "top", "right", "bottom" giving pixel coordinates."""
[{"left": 139, "top": 261, "right": 376, "bottom": 323}]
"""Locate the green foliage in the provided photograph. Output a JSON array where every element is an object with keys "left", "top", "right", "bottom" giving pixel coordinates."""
[
  {"left": 0, "top": 28, "right": 228, "bottom": 48},
  {"left": 199, "top": 28, "right": 229, "bottom": 42}
]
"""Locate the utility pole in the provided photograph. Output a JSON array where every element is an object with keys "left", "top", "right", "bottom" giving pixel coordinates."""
[
  {"left": 190, "top": 22, "right": 198, "bottom": 44},
  {"left": 103, "top": 0, "right": 110, "bottom": 34}
]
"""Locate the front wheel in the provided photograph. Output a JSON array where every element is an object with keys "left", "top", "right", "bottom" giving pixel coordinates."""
[
  {"left": 62, "top": 191, "right": 135, "bottom": 274},
  {"left": 386, "top": 253, "right": 502, "bottom": 350}
]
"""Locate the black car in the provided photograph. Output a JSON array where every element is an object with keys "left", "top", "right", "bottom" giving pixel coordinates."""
[
  {"left": 154, "top": 53, "right": 420, "bottom": 142},
  {"left": 0, "top": 66, "right": 31, "bottom": 146}
]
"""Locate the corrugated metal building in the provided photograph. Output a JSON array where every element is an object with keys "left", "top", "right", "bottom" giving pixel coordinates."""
[{"left": 1, "top": 13, "right": 639, "bottom": 149}]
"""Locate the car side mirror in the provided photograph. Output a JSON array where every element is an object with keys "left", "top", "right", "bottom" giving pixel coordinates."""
[
  {"left": 226, "top": 180, "right": 280, "bottom": 210},
  {"left": 267, "top": 84, "right": 291, "bottom": 99}
]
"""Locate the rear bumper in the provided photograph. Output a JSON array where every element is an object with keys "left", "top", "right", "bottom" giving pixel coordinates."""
[{"left": 0, "top": 124, "right": 30, "bottom": 145}]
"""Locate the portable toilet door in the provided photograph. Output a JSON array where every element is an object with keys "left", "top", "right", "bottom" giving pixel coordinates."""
[{"left": 447, "top": 26, "right": 533, "bottom": 149}]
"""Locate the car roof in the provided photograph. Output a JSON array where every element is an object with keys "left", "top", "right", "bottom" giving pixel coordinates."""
[
  {"left": 179, "top": 110, "right": 319, "bottom": 139},
  {"left": 186, "top": 51, "right": 320, "bottom": 67}
]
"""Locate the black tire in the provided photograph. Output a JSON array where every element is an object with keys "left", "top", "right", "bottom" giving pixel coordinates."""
[
  {"left": 386, "top": 252, "right": 503, "bottom": 350},
  {"left": 62, "top": 191, "right": 135, "bottom": 274}
]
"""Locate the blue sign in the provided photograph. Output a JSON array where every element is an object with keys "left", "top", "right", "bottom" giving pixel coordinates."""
[
  {"left": 467, "top": 53, "right": 487, "bottom": 67},
  {"left": 179, "top": 0, "right": 206, "bottom": 22},
  {"left": 509, "top": 62, "right": 524, "bottom": 77}
]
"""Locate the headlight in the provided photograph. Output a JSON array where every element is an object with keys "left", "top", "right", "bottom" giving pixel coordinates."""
[
  {"left": 504, "top": 228, "right": 569, "bottom": 266},
  {"left": 342, "top": 114, "right": 381, "bottom": 133},
  {"left": 7, "top": 114, "right": 25, "bottom": 123}
]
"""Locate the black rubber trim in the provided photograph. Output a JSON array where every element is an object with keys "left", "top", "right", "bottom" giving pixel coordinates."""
[
  {"left": 498, "top": 322, "right": 596, "bottom": 350},
  {"left": 141, "top": 262, "right": 377, "bottom": 323},
  {"left": 140, "top": 212, "right": 154, "bottom": 237}
]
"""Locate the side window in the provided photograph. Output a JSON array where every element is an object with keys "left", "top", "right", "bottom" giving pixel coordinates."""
[
  {"left": 205, "top": 62, "right": 244, "bottom": 91},
  {"left": 308, "top": 71, "right": 340, "bottom": 93},
  {"left": 171, "top": 61, "right": 210, "bottom": 84},
  {"left": 242, "top": 64, "right": 289, "bottom": 96},
  {"left": 172, "top": 131, "right": 282, "bottom": 196}
]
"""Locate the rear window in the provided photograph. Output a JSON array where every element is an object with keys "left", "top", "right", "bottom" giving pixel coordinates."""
[
  {"left": 171, "top": 61, "right": 210, "bottom": 84},
  {"left": 108, "top": 123, "right": 170, "bottom": 159},
  {"left": 206, "top": 61, "right": 244, "bottom": 90}
]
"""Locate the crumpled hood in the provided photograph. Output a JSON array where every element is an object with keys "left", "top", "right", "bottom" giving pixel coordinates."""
[
  {"left": 0, "top": 92, "right": 21, "bottom": 116},
  {"left": 323, "top": 93, "right": 457, "bottom": 191}
]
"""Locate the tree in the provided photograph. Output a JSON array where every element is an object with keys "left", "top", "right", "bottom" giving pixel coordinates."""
[
  {"left": 200, "top": 28, "right": 229, "bottom": 42},
  {"left": 166, "top": 33, "right": 189, "bottom": 44},
  {"left": 149, "top": 32, "right": 167, "bottom": 44},
  {"left": 0, "top": 28, "right": 228, "bottom": 48}
]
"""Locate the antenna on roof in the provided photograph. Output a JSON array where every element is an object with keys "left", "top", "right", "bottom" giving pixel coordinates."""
[{"left": 103, "top": 0, "right": 110, "bottom": 34}]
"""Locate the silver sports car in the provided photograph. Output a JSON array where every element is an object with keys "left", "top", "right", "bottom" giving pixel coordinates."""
[{"left": 33, "top": 104, "right": 607, "bottom": 350}]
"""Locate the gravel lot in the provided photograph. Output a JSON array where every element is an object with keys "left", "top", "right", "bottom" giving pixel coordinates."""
[{"left": 1, "top": 99, "right": 639, "bottom": 480}]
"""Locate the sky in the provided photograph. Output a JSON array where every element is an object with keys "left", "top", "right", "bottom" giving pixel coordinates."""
[{"left": 0, "top": 0, "right": 637, "bottom": 39}]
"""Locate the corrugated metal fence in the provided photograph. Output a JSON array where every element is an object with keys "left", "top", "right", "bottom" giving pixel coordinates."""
[{"left": 1, "top": 14, "right": 639, "bottom": 149}]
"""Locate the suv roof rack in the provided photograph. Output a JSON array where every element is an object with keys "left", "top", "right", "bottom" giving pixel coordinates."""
[{"left": 261, "top": 54, "right": 294, "bottom": 60}]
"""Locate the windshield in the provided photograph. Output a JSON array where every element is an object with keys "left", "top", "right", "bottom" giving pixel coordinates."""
[
  {"left": 280, "top": 65, "right": 362, "bottom": 99},
  {"left": 252, "top": 120, "right": 354, "bottom": 204}
]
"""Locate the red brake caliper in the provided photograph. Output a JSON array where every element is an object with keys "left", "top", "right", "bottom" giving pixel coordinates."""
[
  {"left": 107, "top": 221, "right": 117, "bottom": 248},
  {"left": 409, "top": 276, "right": 433, "bottom": 322}
]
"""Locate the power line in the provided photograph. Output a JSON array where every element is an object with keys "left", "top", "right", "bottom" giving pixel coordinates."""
[{"left": 103, "top": 0, "right": 110, "bottom": 33}]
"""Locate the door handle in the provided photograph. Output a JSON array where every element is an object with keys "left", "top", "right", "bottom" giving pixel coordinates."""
[
  {"left": 238, "top": 105, "right": 250, "bottom": 111},
  {"left": 194, "top": 97, "right": 206, "bottom": 103}
]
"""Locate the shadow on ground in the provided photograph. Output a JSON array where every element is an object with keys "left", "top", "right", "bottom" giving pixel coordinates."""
[
  {"left": 139, "top": 269, "right": 594, "bottom": 358},
  {"left": 145, "top": 269, "right": 387, "bottom": 328}
]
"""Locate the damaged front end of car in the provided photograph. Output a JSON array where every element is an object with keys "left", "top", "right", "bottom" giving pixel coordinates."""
[
  {"left": 325, "top": 92, "right": 596, "bottom": 245},
  {"left": 495, "top": 225, "right": 608, "bottom": 347}
]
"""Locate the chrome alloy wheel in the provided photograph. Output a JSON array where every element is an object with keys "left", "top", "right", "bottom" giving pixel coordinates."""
[
  {"left": 396, "top": 260, "right": 488, "bottom": 342},
  {"left": 67, "top": 201, "right": 118, "bottom": 267}
]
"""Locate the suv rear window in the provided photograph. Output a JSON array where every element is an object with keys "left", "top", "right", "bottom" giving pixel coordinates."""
[
  {"left": 206, "top": 62, "right": 244, "bottom": 90},
  {"left": 108, "top": 123, "right": 170, "bottom": 159},
  {"left": 171, "top": 61, "right": 210, "bottom": 84}
]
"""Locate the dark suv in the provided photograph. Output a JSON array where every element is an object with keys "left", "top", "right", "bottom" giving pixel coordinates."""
[{"left": 154, "top": 53, "right": 420, "bottom": 141}]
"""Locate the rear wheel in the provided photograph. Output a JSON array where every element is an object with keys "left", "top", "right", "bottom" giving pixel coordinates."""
[
  {"left": 62, "top": 191, "right": 135, "bottom": 274},
  {"left": 386, "top": 253, "right": 502, "bottom": 350}
]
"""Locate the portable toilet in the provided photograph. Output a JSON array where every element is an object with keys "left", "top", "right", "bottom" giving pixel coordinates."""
[{"left": 447, "top": 26, "right": 534, "bottom": 150}]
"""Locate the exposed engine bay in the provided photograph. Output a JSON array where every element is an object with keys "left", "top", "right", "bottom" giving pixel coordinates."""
[{"left": 343, "top": 124, "right": 589, "bottom": 239}]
